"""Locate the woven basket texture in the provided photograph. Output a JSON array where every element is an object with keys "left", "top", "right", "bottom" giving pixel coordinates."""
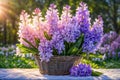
[{"left": 34, "top": 55, "right": 81, "bottom": 75}]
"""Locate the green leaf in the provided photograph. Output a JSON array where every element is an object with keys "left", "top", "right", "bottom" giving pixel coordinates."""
[
  {"left": 67, "top": 46, "right": 77, "bottom": 55},
  {"left": 34, "top": 38, "right": 40, "bottom": 48},
  {"left": 76, "top": 48, "right": 82, "bottom": 55},
  {"left": 17, "top": 44, "right": 39, "bottom": 54},
  {"left": 67, "top": 34, "right": 84, "bottom": 55},
  {"left": 74, "top": 34, "right": 84, "bottom": 49},
  {"left": 52, "top": 48, "right": 58, "bottom": 55},
  {"left": 92, "top": 70, "right": 103, "bottom": 76},
  {"left": 44, "top": 31, "right": 52, "bottom": 40},
  {"left": 71, "top": 47, "right": 79, "bottom": 54},
  {"left": 22, "top": 38, "right": 37, "bottom": 49},
  {"left": 64, "top": 41, "right": 69, "bottom": 55}
]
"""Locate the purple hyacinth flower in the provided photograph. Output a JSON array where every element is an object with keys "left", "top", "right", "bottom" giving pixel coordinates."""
[
  {"left": 70, "top": 66, "right": 78, "bottom": 76},
  {"left": 70, "top": 63, "right": 92, "bottom": 77}
]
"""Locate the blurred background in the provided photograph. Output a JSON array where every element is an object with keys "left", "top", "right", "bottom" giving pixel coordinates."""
[
  {"left": 0, "top": 0, "right": 120, "bottom": 45},
  {"left": 0, "top": 0, "right": 120, "bottom": 68}
]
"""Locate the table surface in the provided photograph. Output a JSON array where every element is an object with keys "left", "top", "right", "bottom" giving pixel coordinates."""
[{"left": 0, "top": 69, "right": 120, "bottom": 80}]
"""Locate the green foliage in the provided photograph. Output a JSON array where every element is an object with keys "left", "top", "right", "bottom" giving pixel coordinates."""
[
  {"left": 22, "top": 38, "right": 37, "bottom": 49},
  {"left": 35, "top": 38, "right": 40, "bottom": 48},
  {"left": 92, "top": 70, "right": 103, "bottom": 76},
  {"left": 17, "top": 38, "right": 39, "bottom": 55},
  {"left": 68, "top": 34, "right": 84, "bottom": 55},
  {"left": 44, "top": 31, "right": 52, "bottom": 40},
  {"left": 81, "top": 53, "right": 120, "bottom": 69},
  {"left": 0, "top": 54, "right": 37, "bottom": 68},
  {"left": 104, "top": 59, "right": 120, "bottom": 68},
  {"left": 61, "top": 34, "right": 84, "bottom": 56},
  {"left": 1, "top": 53, "right": 120, "bottom": 69},
  {"left": 17, "top": 44, "right": 38, "bottom": 54}
]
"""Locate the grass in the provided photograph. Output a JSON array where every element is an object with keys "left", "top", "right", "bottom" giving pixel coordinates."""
[
  {"left": 0, "top": 54, "right": 37, "bottom": 68},
  {"left": 1, "top": 53, "right": 120, "bottom": 69},
  {"left": 81, "top": 53, "right": 120, "bottom": 69}
]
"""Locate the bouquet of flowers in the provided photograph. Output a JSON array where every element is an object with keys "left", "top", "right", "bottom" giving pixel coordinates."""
[{"left": 17, "top": 2, "right": 103, "bottom": 62}]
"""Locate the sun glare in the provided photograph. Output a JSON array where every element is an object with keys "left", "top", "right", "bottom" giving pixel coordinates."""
[
  {"left": 0, "top": 1, "right": 7, "bottom": 19},
  {"left": 0, "top": 6, "right": 2, "bottom": 15},
  {"left": 0, "top": 0, "right": 16, "bottom": 20},
  {"left": 0, "top": 2, "right": 4, "bottom": 18}
]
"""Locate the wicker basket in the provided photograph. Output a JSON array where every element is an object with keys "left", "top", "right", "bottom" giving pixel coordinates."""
[{"left": 34, "top": 55, "right": 81, "bottom": 75}]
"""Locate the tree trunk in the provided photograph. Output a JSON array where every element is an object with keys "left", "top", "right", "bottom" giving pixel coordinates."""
[
  {"left": 3, "top": 19, "right": 7, "bottom": 45},
  {"left": 12, "top": 20, "right": 17, "bottom": 44},
  {"left": 113, "top": 0, "right": 119, "bottom": 33}
]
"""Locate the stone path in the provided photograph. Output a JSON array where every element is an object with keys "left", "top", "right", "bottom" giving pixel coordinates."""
[{"left": 0, "top": 69, "right": 120, "bottom": 80}]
